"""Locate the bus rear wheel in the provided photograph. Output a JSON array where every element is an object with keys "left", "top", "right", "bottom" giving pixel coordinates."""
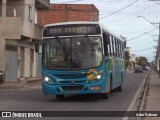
[
  {"left": 56, "top": 95, "right": 64, "bottom": 99},
  {"left": 117, "top": 74, "right": 123, "bottom": 92}
]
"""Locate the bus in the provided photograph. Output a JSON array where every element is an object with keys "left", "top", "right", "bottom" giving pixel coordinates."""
[{"left": 41, "top": 21, "right": 126, "bottom": 99}]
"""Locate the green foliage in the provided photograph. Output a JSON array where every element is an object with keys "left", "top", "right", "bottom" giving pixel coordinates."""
[
  {"left": 137, "top": 56, "right": 148, "bottom": 65},
  {"left": 125, "top": 51, "right": 130, "bottom": 60}
]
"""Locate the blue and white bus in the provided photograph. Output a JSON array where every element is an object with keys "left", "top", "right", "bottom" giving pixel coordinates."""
[{"left": 41, "top": 21, "right": 126, "bottom": 99}]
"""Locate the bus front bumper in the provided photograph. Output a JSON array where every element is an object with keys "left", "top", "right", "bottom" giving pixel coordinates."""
[{"left": 42, "top": 80, "right": 106, "bottom": 95}]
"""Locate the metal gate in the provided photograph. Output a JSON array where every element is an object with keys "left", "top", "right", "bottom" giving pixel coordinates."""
[{"left": 5, "top": 45, "right": 18, "bottom": 82}]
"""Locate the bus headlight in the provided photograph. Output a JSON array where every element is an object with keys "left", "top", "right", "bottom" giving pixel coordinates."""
[
  {"left": 44, "top": 76, "right": 55, "bottom": 85},
  {"left": 96, "top": 74, "right": 102, "bottom": 80}
]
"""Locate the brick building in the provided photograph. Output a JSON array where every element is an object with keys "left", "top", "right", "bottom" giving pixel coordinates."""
[{"left": 37, "top": 4, "right": 99, "bottom": 26}]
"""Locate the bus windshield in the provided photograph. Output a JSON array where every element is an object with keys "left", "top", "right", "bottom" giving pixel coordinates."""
[{"left": 42, "top": 36, "right": 103, "bottom": 70}]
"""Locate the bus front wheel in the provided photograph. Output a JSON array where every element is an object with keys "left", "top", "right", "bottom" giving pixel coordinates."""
[
  {"left": 101, "top": 92, "right": 109, "bottom": 99},
  {"left": 56, "top": 95, "right": 64, "bottom": 99}
]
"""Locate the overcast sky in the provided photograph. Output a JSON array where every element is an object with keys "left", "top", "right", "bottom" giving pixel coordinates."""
[{"left": 50, "top": 0, "right": 160, "bottom": 62}]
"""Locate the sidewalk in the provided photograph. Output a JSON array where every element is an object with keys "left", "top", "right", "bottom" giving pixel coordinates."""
[
  {"left": 143, "top": 71, "right": 160, "bottom": 119},
  {"left": 144, "top": 71, "right": 160, "bottom": 111},
  {"left": 0, "top": 77, "right": 42, "bottom": 89}
]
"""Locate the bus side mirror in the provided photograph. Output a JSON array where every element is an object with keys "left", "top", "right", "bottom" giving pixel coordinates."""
[
  {"left": 103, "top": 33, "right": 110, "bottom": 45},
  {"left": 35, "top": 41, "right": 42, "bottom": 53}
]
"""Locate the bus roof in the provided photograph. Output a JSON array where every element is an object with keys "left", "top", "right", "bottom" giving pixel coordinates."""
[{"left": 44, "top": 21, "right": 125, "bottom": 41}]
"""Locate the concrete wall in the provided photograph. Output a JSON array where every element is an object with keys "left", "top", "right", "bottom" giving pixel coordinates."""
[
  {"left": 6, "top": 0, "right": 24, "bottom": 17},
  {"left": 0, "top": 38, "right": 5, "bottom": 72},
  {"left": 126, "top": 47, "right": 131, "bottom": 52},
  {"left": 24, "top": 48, "right": 30, "bottom": 77},
  {"left": 0, "top": 17, "right": 21, "bottom": 39},
  {"left": 130, "top": 54, "right": 136, "bottom": 62},
  {"left": 21, "top": 0, "right": 35, "bottom": 38},
  {"left": 3, "top": 0, "right": 34, "bottom": 38},
  {"left": 37, "top": 4, "right": 99, "bottom": 26}
]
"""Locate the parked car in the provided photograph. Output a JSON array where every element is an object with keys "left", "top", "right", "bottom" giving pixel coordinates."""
[{"left": 135, "top": 65, "right": 143, "bottom": 73}]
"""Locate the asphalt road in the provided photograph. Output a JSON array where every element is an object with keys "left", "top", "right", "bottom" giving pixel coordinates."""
[{"left": 0, "top": 71, "right": 148, "bottom": 120}]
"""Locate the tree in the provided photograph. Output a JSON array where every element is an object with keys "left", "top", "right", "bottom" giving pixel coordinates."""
[
  {"left": 137, "top": 56, "right": 148, "bottom": 65},
  {"left": 125, "top": 51, "right": 130, "bottom": 60},
  {"left": 125, "top": 51, "right": 131, "bottom": 69}
]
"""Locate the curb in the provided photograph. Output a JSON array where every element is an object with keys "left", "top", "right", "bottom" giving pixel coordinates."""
[
  {"left": 122, "top": 71, "right": 150, "bottom": 120},
  {"left": 138, "top": 73, "right": 150, "bottom": 111},
  {"left": 26, "top": 78, "right": 42, "bottom": 83},
  {"left": 0, "top": 82, "right": 25, "bottom": 89},
  {"left": 0, "top": 78, "right": 42, "bottom": 89},
  {"left": 136, "top": 70, "right": 151, "bottom": 120}
]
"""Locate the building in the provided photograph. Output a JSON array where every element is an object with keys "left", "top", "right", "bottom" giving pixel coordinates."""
[
  {"left": 125, "top": 47, "right": 136, "bottom": 71},
  {"left": 130, "top": 54, "right": 136, "bottom": 70},
  {"left": 0, "top": 0, "right": 49, "bottom": 82},
  {"left": 37, "top": 4, "right": 99, "bottom": 26}
]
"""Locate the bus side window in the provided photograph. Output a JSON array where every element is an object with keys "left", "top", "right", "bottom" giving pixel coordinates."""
[
  {"left": 115, "top": 38, "right": 118, "bottom": 57},
  {"left": 109, "top": 36, "right": 113, "bottom": 56},
  {"left": 119, "top": 41, "right": 122, "bottom": 59},
  {"left": 112, "top": 37, "right": 116, "bottom": 57},
  {"left": 110, "top": 36, "right": 113, "bottom": 56},
  {"left": 117, "top": 40, "right": 119, "bottom": 58},
  {"left": 107, "top": 44, "right": 111, "bottom": 57},
  {"left": 103, "top": 33, "right": 110, "bottom": 56},
  {"left": 122, "top": 42, "right": 124, "bottom": 58},
  {"left": 121, "top": 42, "right": 123, "bottom": 58}
]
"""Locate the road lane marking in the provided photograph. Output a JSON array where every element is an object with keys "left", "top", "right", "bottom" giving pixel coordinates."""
[{"left": 122, "top": 76, "right": 147, "bottom": 120}]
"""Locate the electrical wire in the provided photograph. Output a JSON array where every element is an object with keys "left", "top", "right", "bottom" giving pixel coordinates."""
[
  {"left": 153, "top": 1, "right": 160, "bottom": 6},
  {"left": 119, "top": 28, "right": 153, "bottom": 34},
  {"left": 127, "top": 28, "right": 157, "bottom": 41},
  {"left": 100, "top": 0, "right": 139, "bottom": 19},
  {"left": 131, "top": 47, "right": 153, "bottom": 52}
]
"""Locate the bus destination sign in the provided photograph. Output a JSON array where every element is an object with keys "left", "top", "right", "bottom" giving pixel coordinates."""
[{"left": 43, "top": 24, "right": 101, "bottom": 37}]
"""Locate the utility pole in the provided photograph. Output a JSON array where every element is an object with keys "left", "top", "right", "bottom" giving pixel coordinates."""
[
  {"left": 148, "top": 0, "right": 160, "bottom": 77},
  {"left": 157, "top": 23, "right": 160, "bottom": 77},
  {"left": 153, "top": 23, "right": 160, "bottom": 77}
]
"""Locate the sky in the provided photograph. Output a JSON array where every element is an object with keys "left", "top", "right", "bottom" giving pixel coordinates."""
[{"left": 50, "top": 0, "right": 160, "bottom": 62}]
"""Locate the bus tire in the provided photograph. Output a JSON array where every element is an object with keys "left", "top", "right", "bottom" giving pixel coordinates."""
[
  {"left": 102, "top": 92, "right": 109, "bottom": 99},
  {"left": 117, "top": 73, "right": 123, "bottom": 92},
  {"left": 56, "top": 95, "right": 64, "bottom": 99}
]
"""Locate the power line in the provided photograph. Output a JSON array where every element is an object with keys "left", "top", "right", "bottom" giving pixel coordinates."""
[
  {"left": 127, "top": 37, "right": 153, "bottom": 45},
  {"left": 127, "top": 28, "right": 157, "bottom": 41},
  {"left": 153, "top": 1, "right": 160, "bottom": 6},
  {"left": 130, "top": 41, "right": 155, "bottom": 47},
  {"left": 119, "top": 28, "right": 153, "bottom": 34},
  {"left": 100, "top": 0, "right": 139, "bottom": 19},
  {"left": 131, "top": 47, "right": 153, "bottom": 52}
]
